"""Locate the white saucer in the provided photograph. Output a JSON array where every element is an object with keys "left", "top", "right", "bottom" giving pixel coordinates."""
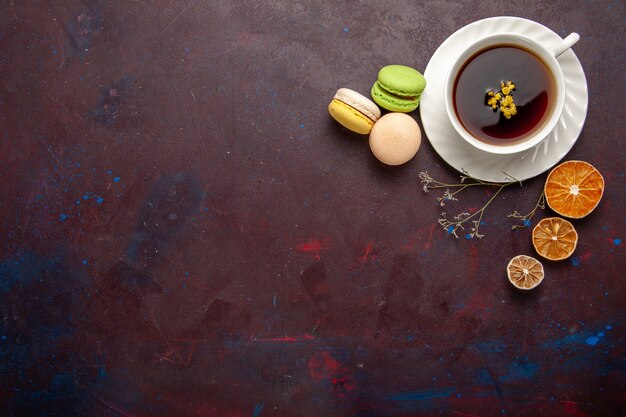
[{"left": 419, "top": 16, "right": 588, "bottom": 182}]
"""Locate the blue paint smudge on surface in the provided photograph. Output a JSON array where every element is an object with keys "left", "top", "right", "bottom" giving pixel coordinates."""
[
  {"left": 253, "top": 403, "right": 264, "bottom": 417},
  {"left": 113, "top": 176, "right": 121, "bottom": 182},
  {"left": 384, "top": 387, "right": 456, "bottom": 411},
  {"left": 59, "top": 213, "right": 69, "bottom": 222},
  {"left": 447, "top": 225, "right": 454, "bottom": 234},
  {"left": 96, "top": 196, "right": 104, "bottom": 204},
  {"left": 500, "top": 360, "right": 539, "bottom": 382},
  {"left": 471, "top": 339, "right": 507, "bottom": 354},
  {"left": 388, "top": 389, "right": 456, "bottom": 400},
  {"left": 343, "top": 26, "right": 349, "bottom": 33},
  {"left": 570, "top": 256, "right": 581, "bottom": 266},
  {"left": 614, "top": 238, "right": 621, "bottom": 245},
  {"left": 547, "top": 325, "right": 614, "bottom": 349},
  {"left": 465, "top": 233, "right": 472, "bottom": 239},
  {"left": 543, "top": 330, "right": 597, "bottom": 349},
  {"left": 0, "top": 252, "right": 93, "bottom": 414}
]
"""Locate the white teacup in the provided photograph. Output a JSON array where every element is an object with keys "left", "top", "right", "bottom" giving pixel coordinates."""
[{"left": 444, "top": 32, "right": 579, "bottom": 155}]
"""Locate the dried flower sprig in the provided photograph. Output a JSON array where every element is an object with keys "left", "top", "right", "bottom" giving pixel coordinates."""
[
  {"left": 486, "top": 80, "right": 517, "bottom": 119},
  {"left": 419, "top": 170, "right": 510, "bottom": 205},
  {"left": 437, "top": 180, "right": 513, "bottom": 239},
  {"left": 419, "top": 170, "right": 543, "bottom": 239},
  {"left": 508, "top": 192, "right": 546, "bottom": 230}
]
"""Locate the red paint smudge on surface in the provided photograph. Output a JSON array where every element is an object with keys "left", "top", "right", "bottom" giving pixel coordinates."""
[
  {"left": 563, "top": 400, "right": 590, "bottom": 417},
  {"left": 296, "top": 238, "right": 330, "bottom": 259},
  {"left": 297, "top": 240, "right": 323, "bottom": 253},
  {"left": 332, "top": 376, "right": 347, "bottom": 385},
  {"left": 253, "top": 334, "right": 315, "bottom": 343},
  {"left": 455, "top": 291, "right": 494, "bottom": 319},
  {"left": 469, "top": 243, "right": 479, "bottom": 276},
  {"left": 424, "top": 224, "right": 436, "bottom": 250},
  {"left": 403, "top": 224, "right": 438, "bottom": 252},
  {"left": 307, "top": 352, "right": 356, "bottom": 398},
  {"left": 331, "top": 375, "right": 355, "bottom": 397},
  {"left": 308, "top": 352, "right": 342, "bottom": 381},
  {"left": 452, "top": 411, "right": 480, "bottom": 417},
  {"left": 359, "top": 241, "right": 374, "bottom": 264}
]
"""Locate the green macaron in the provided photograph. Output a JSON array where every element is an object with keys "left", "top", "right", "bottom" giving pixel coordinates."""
[{"left": 371, "top": 65, "right": 426, "bottom": 113}]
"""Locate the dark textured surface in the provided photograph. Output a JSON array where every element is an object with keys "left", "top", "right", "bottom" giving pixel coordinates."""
[{"left": 1, "top": 1, "right": 624, "bottom": 416}]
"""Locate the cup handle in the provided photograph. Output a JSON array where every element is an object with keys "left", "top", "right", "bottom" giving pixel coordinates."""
[{"left": 550, "top": 33, "right": 580, "bottom": 58}]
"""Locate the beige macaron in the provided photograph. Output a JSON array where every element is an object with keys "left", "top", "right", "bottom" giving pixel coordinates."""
[
  {"left": 369, "top": 113, "right": 421, "bottom": 165},
  {"left": 334, "top": 88, "right": 381, "bottom": 122}
]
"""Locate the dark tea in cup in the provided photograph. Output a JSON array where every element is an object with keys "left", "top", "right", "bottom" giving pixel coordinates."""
[
  {"left": 444, "top": 32, "right": 578, "bottom": 155},
  {"left": 452, "top": 45, "right": 556, "bottom": 145}
]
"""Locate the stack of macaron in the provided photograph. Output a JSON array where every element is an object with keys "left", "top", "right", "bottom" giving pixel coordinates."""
[
  {"left": 328, "top": 88, "right": 381, "bottom": 135},
  {"left": 371, "top": 65, "right": 426, "bottom": 113},
  {"left": 328, "top": 64, "right": 426, "bottom": 166}
]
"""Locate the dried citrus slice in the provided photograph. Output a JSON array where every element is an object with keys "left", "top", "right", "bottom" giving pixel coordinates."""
[
  {"left": 532, "top": 217, "right": 578, "bottom": 261},
  {"left": 507, "top": 255, "right": 544, "bottom": 290},
  {"left": 544, "top": 160, "right": 604, "bottom": 218}
]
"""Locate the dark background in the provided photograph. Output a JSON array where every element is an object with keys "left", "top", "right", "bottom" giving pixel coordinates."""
[{"left": 1, "top": 1, "right": 624, "bottom": 416}]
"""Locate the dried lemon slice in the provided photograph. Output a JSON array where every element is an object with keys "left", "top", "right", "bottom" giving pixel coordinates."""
[
  {"left": 532, "top": 217, "right": 578, "bottom": 261},
  {"left": 507, "top": 255, "right": 544, "bottom": 290},
  {"left": 544, "top": 160, "right": 604, "bottom": 219}
]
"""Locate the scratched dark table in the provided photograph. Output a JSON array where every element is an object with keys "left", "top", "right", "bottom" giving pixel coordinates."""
[{"left": 1, "top": 1, "right": 624, "bottom": 416}]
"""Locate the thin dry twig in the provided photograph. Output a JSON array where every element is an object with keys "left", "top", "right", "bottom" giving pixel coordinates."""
[
  {"left": 508, "top": 192, "right": 546, "bottom": 230},
  {"left": 419, "top": 170, "right": 541, "bottom": 239}
]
